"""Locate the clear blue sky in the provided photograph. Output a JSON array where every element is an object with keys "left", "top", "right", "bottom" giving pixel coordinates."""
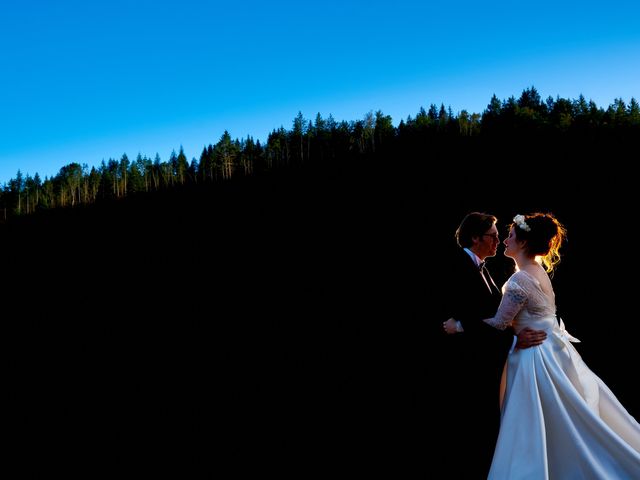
[{"left": 1, "top": 0, "right": 638, "bottom": 184}]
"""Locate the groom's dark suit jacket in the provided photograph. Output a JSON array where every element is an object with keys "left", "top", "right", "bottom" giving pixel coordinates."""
[
  {"left": 444, "top": 248, "right": 514, "bottom": 382},
  {"left": 437, "top": 248, "right": 515, "bottom": 478}
]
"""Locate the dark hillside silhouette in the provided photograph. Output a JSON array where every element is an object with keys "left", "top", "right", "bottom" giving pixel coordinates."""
[
  {"left": 5, "top": 89, "right": 640, "bottom": 476},
  {"left": 2, "top": 88, "right": 639, "bottom": 222}
]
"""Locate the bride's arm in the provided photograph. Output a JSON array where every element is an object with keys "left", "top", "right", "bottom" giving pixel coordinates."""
[
  {"left": 483, "top": 282, "right": 527, "bottom": 330},
  {"left": 442, "top": 279, "right": 528, "bottom": 334}
]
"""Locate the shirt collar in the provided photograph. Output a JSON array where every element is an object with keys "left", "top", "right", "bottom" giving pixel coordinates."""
[{"left": 463, "top": 247, "right": 483, "bottom": 268}]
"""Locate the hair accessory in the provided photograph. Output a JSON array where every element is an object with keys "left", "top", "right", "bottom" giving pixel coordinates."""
[{"left": 513, "top": 214, "right": 531, "bottom": 232}]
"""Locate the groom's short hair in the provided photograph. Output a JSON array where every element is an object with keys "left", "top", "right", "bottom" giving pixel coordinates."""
[{"left": 455, "top": 212, "right": 497, "bottom": 248}]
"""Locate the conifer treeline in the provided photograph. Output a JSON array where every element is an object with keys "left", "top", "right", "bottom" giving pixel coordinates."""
[{"left": 2, "top": 87, "right": 638, "bottom": 220}]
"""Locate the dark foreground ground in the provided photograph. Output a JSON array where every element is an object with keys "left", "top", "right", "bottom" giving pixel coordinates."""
[{"left": 5, "top": 151, "right": 639, "bottom": 477}]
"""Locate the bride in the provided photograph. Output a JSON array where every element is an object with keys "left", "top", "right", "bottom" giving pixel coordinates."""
[{"left": 446, "top": 212, "right": 640, "bottom": 479}]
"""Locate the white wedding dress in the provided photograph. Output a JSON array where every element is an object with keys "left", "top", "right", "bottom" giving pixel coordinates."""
[{"left": 485, "top": 270, "right": 640, "bottom": 479}]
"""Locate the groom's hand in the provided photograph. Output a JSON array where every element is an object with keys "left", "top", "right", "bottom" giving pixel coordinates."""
[{"left": 516, "top": 327, "right": 547, "bottom": 349}]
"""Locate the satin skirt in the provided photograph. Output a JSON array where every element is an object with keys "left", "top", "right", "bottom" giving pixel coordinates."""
[{"left": 488, "top": 319, "right": 640, "bottom": 479}]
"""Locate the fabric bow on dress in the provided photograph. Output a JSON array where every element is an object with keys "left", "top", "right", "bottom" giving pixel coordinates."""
[{"left": 551, "top": 317, "right": 581, "bottom": 349}]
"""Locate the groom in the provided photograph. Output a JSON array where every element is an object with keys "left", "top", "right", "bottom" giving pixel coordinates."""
[{"left": 439, "top": 212, "right": 546, "bottom": 478}]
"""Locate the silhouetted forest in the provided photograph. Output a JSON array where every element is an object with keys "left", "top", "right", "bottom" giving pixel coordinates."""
[
  {"left": 6, "top": 87, "right": 639, "bottom": 477},
  {"left": 2, "top": 87, "right": 639, "bottom": 220}
]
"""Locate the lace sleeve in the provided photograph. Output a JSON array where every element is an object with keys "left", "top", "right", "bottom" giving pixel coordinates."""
[{"left": 483, "top": 279, "right": 528, "bottom": 330}]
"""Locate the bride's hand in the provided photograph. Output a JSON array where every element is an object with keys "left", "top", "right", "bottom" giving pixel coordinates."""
[{"left": 443, "top": 317, "right": 459, "bottom": 334}]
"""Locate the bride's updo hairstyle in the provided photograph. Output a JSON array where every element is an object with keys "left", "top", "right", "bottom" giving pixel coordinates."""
[{"left": 511, "top": 212, "right": 567, "bottom": 274}]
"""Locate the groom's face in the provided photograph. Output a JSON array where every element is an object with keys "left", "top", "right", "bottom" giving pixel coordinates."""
[{"left": 477, "top": 225, "right": 500, "bottom": 259}]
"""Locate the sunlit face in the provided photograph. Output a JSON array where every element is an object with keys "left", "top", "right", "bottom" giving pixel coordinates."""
[
  {"left": 475, "top": 224, "right": 500, "bottom": 259},
  {"left": 503, "top": 227, "right": 521, "bottom": 258}
]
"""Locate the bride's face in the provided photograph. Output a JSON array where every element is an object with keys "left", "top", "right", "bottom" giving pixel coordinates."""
[{"left": 503, "top": 227, "right": 521, "bottom": 258}]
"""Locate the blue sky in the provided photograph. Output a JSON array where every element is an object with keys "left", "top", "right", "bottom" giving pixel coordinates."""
[{"left": 1, "top": 0, "right": 638, "bottom": 184}]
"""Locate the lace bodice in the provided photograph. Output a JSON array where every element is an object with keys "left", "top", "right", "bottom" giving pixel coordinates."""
[{"left": 484, "top": 270, "right": 557, "bottom": 333}]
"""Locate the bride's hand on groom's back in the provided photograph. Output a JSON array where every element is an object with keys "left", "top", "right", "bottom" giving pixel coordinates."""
[{"left": 443, "top": 318, "right": 461, "bottom": 334}]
